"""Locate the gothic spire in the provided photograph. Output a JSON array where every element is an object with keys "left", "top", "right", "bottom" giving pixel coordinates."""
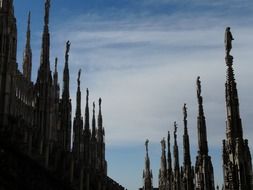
[
  {"left": 44, "top": 0, "right": 50, "bottom": 27},
  {"left": 159, "top": 138, "right": 167, "bottom": 189},
  {"left": 73, "top": 69, "right": 83, "bottom": 159},
  {"left": 145, "top": 139, "right": 151, "bottom": 173},
  {"left": 62, "top": 41, "right": 70, "bottom": 99},
  {"left": 75, "top": 69, "right": 81, "bottom": 118},
  {"left": 53, "top": 57, "right": 58, "bottom": 85},
  {"left": 222, "top": 27, "right": 253, "bottom": 190},
  {"left": 182, "top": 103, "right": 194, "bottom": 190},
  {"left": 224, "top": 29, "right": 243, "bottom": 142},
  {"left": 91, "top": 102, "right": 97, "bottom": 140},
  {"left": 183, "top": 103, "right": 191, "bottom": 168},
  {"left": 23, "top": 11, "right": 32, "bottom": 81},
  {"left": 38, "top": 0, "right": 51, "bottom": 83},
  {"left": 173, "top": 121, "right": 181, "bottom": 190},
  {"left": 195, "top": 76, "right": 215, "bottom": 190},
  {"left": 84, "top": 88, "right": 90, "bottom": 133},
  {"left": 167, "top": 131, "right": 172, "bottom": 172},
  {"left": 173, "top": 121, "right": 179, "bottom": 170},
  {"left": 143, "top": 139, "right": 153, "bottom": 190},
  {"left": 196, "top": 76, "right": 208, "bottom": 155},
  {"left": 167, "top": 131, "right": 173, "bottom": 190},
  {"left": 98, "top": 98, "right": 103, "bottom": 129}
]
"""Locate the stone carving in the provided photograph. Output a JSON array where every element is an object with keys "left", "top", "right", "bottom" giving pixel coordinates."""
[
  {"left": 174, "top": 121, "right": 178, "bottom": 140},
  {"left": 77, "top": 69, "right": 81, "bottom": 86},
  {"left": 161, "top": 138, "right": 166, "bottom": 151},
  {"left": 145, "top": 139, "right": 149, "bottom": 153},
  {"left": 183, "top": 103, "right": 187, "bottom": 120},
  {"left": 224, "top": 27, "right": 234, "bottom": 56}
]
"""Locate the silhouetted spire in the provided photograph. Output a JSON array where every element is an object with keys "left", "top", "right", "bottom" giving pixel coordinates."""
[
  {"left": 37, "top": 0, "right": 51, "bottom": 83},
  {"left": 167, "top": 131, "right": 173, "bottom": 190},
  {"left": 167, "top": 131, "right": 172, "bottom": 171},
  {"left": 84, "top": 88, "right": 90, "bottom": 133},
  {"left": 98, "top": 98, "right": 103, "bottom": 130},
  {"left": 222, "top": 27, "right": 253, "bottom": 190},
  {"left": 173, "top": 121, "right": 181, "bottom": 190},
  {"left": 91, "top": 102, "right": 97, "bottom": 140},
  {"left": 196, "top": 76, "right": 208, "bottom": 155},
  {"left": 145, "top": 139, "right": 151, "bottom": 173},
  {"left": 59, "top": 41, "right": 72, "bottom": 152},
  {"left": 23, "top": 11, "right": 32, "bottom": 81},
  {"left": 182, "top": 103, "right": 194, "bottom": 190},
  {"left": 73, "top": 69, "right": 83, "bottom": 160},
  {"left": 53, "top": 58, "right": 58, "bottom": 85},
  {"left": 75, "top": 69, "right": 81, "bottom": 118},
  {"left": 183, "top": 103, "right": 191, "bottom": 168},
  {"left": 143, "top": 139, "right": 153, "bottom": 190},
  {"left": 44, "top": 0, "right": 50, "bottom": 26},
  {"left": 195, "top": 76, "right": 215, "bottom": 190},
  {"left": 225, "top": 51, "right": 243, "bottom": 142},
  {"left": 173, "top": 122, "right": 179, "bottom": 169},
  {"left": 62, "top": 41, "right": 70, "bottom": 99},
  {"left": 159, "top": 138, "right": 167, "bottom": 189}
]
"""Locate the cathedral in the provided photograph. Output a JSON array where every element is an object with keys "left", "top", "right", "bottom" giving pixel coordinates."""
[
  {"left": 141, "top": 29, "right": 253, "bottom": 190},
  {"left": 0, "top": 0, "right": 125, "bottom": 189}
]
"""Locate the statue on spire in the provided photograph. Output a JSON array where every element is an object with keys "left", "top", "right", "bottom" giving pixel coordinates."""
[
  {"left": 161, "top": 138, "right": 166, "bottom": 151},
  {"left": 44, "top": 0, "right": 50, "bottom": 26},
  {"left": 145, "top": 139, "right": 149, "bottom": 154},
  {"left": 183, "top": 103, "right": 187, "bottom": 120},
  {"left": 174, "top": 122, "right": 178, "bottom": 140},
  {"left": 86, "top": 88, "right": 89, "bottom": 101},
  {"left": 77, "top": 69, "right": 81, "bottom": 86},
  {"left": 197, "top": 76, "right": 201, "bottom": 97},
  {"left": 66, "top": 41, "right": 71, "bottom": 56},
  {"left": 54, "top": 58, "right": 58, "bottom": 72},
  {"left": 99, "top": 98, "right": 102, "bottom": 108},
  {"left": 225, "top": 27, "right": 234, "bottom": 56},
  {"left": 197, "top": 76, "right": 203, "bottom": 106}
]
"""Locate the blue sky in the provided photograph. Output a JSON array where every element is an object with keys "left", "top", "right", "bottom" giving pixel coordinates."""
[{"left": 14, "top": 0, "right": 253, "bottom": 189}]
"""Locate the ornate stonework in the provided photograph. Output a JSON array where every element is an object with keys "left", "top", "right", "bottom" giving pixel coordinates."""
[{"left": 0, "top": 0, "right": 125, "bottom": 189}]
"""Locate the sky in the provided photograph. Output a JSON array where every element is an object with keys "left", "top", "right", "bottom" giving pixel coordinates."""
[{"left": 13, "top": 0, "right": 253, "bottom": 189}]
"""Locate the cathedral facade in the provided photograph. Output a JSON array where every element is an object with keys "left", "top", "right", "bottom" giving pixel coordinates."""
[
  {"left": 0, "top": 0, "right": 124, "bottom": 189},
  {"left": 141, "top": 28, "right": 253, "bottom": 190}
]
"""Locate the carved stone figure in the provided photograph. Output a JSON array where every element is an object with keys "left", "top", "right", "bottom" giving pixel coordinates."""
[
  {"left": 197, "top": 76, "right": 201, "bottom": 97},
  {"left": 224, "top": 27, "right": 234, "bottom": 56},
  {"left": 145, "top": 139, "right": 149, "bottom": 153},
  {"left": 77, "top": 69, "right": 81, "bottom": 86},
  {"left": 174, "top": 122, "right": 177, "bottom": 140},
  {"left": 161, "top": 138, "right": 166, "bottom": 151},
  {"left": 183, "top": 103, "right": 187, "bottom": 120}
]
